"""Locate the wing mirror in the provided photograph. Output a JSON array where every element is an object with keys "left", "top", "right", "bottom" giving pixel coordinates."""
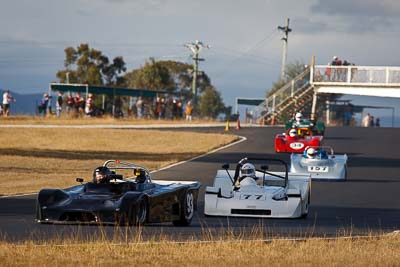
[
  {"left": 222, "top": 163, "right": 230, "bottom": 170},
  {"left": 260, "top": 165, "right": 268, "bottom": 171},
  {"left": 76, "top": 178, "right": 84, "bottom": 183}
]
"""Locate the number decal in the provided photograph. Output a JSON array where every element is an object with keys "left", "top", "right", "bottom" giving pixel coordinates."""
[
  {"left": 308, "top": 166, "right": 329, "bottom": 173},
  {"left": 289, "top": 142, "right": 304, "bottom": 149}
]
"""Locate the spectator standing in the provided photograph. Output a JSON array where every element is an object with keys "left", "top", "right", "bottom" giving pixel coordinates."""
[
  {"left": 66, "top": 94, "right": 74, "bottom": 115},
  {"left": 376, "top": 117, "right": 381, "bottom": 127},
  {"left": 56, "top": 91, "right": 63, "bottom": 117},
  {"left": 370, "top": 116, "right": 375, "bottom": 127},
  {"left": 172, "top": 99, "right": 178, "bottom": 119},
  {"left": 361, "top": 113, "right": 371, "bottom": 127},
  {"left": 85, "top": 93, "right": 94, "bottom": 117},
  {"left": 40, "top": 93, "right": 50, "bottom": 117},
  {"left": 324, "top": 63, "right": 332, "bottom": 81},
  {"left": 74, "top": 93, "right": 81, "bottom": 115},
  {"left": 136, "top": 96, "right": 144, "bottom": 118},
  {"left": 185, "top": 101, "right": 193, "bottom": 121},
  {"left": 2, "top": 90, "right": 16, "bottom": 117},
  {"left": 177, "top": 101, "right": 183, "bottom": 119}
]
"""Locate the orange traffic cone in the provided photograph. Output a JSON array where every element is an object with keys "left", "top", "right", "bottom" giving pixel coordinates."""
[
  {"left": 236, "top": 118, "right": 241, "bottom": 130},
  {"left": 225, "top": 120, "right": 230, "bottom": 131}
]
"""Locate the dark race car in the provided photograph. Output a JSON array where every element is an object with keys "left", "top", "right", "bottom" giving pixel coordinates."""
[{"left": 36, "top": 160, "right": 200, "bottom": 226}]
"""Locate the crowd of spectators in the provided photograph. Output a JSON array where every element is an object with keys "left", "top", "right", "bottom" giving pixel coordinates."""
[
  {"left": 36, "top": 91, "right": 194, "bottom": 120},
  {"left": 313, "top": 56, "right": 357, "bottom": 83},
  {"left": 362, "top": 113, "right": 380, "bottom": 127}
]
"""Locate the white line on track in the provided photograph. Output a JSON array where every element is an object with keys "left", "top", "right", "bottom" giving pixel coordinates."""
[{"left": 0, "top": 135, "right": 247, "bottom": 199}]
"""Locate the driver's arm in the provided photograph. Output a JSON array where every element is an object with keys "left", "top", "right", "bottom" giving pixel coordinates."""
[{"left": 233, "top": 158, "right": 247, "bottom": 185}]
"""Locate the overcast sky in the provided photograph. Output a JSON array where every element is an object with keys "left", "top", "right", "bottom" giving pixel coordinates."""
[{"left": 1, "top": 0, "right": 400, "bottom": 107}]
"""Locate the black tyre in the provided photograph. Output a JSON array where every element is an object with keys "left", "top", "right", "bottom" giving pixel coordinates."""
[
  {"left": 301, "top": 192, "right": 310, "bottom": 218},
  {"left": 131, "top": 197, "right": 147, "bottom": 226},
  {"left": 173, "top": 190, "right": 195, "bottom": 226}
]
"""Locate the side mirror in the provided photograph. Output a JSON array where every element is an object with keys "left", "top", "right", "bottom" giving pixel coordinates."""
[
  {"left": 76, "top": 178, "right": 84, "bottom": 183},
  {"left": 222, "top": 163, "right": 230, "bottom": 169},
  {"left": 261, "top": 165, "right": 268, "bottom": 171}
]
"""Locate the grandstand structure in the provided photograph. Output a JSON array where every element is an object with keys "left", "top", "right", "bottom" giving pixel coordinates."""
[{"left": 256, "top": 63, "right": 400, "bottom": 124}]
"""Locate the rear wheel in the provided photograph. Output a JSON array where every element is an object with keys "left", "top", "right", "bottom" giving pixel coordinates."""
[
  {"left": 301, "top": 192, "right": 310, "bottom": 218},
  {"left": 131, "top": 197, "right": 147, "bottom": 226},
  {"left": 173, "top": 190, "right": 194, "bottom": 226}
]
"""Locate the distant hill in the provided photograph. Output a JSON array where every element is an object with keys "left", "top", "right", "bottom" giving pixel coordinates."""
[{"left": 3, "top": 91, "right": 44, "bottom": 115}]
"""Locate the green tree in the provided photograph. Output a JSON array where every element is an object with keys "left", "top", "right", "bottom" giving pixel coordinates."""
[
  {"left": 198, "top": 86, "right": 225, "bottom": 118},
  {"left": 124, "top": 58, "right": 174, "bottom": 91},
  {"left": 56, "top": 43, "right": 126, "bottom": 86}
]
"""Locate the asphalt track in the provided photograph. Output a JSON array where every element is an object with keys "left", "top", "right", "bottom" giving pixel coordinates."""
[{"left": 1, "top": 126, "right": 399, "bottom": 242}]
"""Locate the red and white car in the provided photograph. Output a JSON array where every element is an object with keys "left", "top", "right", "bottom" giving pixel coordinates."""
[{"left": 275, "top": 128, "right": 323, "bottom": 153}]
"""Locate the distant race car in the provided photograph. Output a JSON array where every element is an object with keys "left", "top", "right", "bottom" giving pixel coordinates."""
[
  {"left": 275, "top": 128, "right": 323, "bottom": 153},
  {"left": 285, "top": 114, "right": 326, "bottom": 136},
  {"left": 204, "top": 158, "right": 311, "bottom": 218},
  {"left": 36, "top": 160, "right": 200, "bottom": 226},
  {"left": 290, "top": 146, "right": 348, "bottom": 181}
]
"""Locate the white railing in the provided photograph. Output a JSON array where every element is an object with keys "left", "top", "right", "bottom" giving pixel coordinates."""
[
  {"left": 255, "top": 67, "right": 311, "bottom": 118},
  {"left": 312, "top": 65, "right": 400, "bottom": 86}
]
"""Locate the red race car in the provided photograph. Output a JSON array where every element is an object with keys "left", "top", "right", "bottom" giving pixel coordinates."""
[{"left": 275, "top": 128, "right": 323, "bottom": 153}]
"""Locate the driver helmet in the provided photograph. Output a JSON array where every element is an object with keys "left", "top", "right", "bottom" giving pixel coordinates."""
[
  {"left": 240, "top": 163, "right": 256, "bottom": 178},
  {"left": 295, "top": 112, "right": 303, "bottom": 122},
  {"left": 306, "top": 147, "right": 317, "bottom": 159},
  {"left": 93, "top": 166, "right": 111, "bottom": 183},
  {"left": 289, "top": 128, "right": 297, "bottom": 138}
]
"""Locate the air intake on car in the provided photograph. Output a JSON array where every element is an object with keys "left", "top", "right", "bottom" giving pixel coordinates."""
[
  {"left": 231, "top": 209, "right": 271, "bottom": 215},
  {"left": 59, "top": 212, "right": 97, "bottom": 222}
]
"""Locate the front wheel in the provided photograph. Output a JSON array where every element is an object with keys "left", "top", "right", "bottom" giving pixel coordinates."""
[{"left": 173, "top": 190, "right": 195, "bottom": 226}]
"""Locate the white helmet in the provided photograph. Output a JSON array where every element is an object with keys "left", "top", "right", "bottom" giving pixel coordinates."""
[
  {"left": 306, "top": 147, "right": 317, "bottom": 158},
  {"left": 289, "top": 128, "right": 297, "bottom": 137},
  {"left": 295, "top": 112, "right": 303, "bottom": 122},
  {"left": 241, "top": 163, "right": 256, "bottom": 178}
]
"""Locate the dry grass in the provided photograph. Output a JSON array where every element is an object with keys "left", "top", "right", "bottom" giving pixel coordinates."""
[
  {"left": 0, "top": 115, "right": 224, "bottom": 125},
  {"left": 0, "top": 233, "right": 399, "bottom": 266},
  {"left": 0, "top": 128, "right": 236, "bottom": 195}
]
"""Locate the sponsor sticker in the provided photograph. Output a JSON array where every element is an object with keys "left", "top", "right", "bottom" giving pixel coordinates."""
[
  {"left": 289, "top": 142, "right": 304, "bottom": 149},
  {"left": 240, "top": 194, "right": 265, "bottom": 200},
  {"left": 308, "top": 166, "right": 329, "bottom": 172}
]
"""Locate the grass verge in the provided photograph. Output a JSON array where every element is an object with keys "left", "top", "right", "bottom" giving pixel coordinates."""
[
  {"left": 0, "top": 232, "right": 399, "bottom": 266},
  {"left": 0, "top": 115, "right": 224, "bottom": 125},
  {"left": 0, "top": 128, "right": 237, "bottom": 195}
]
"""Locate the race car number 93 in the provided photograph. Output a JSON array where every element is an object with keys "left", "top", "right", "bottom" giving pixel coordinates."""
[{"left": 308, "top": 166, "right": 329, "bottom": 172}]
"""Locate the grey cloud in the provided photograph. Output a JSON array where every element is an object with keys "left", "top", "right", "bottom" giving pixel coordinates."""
[
  {"left": 292, "top": 17, "right": 329, "bottom": 33},
  {"left": 309, "top": 0, "right": 400, "bottom": 33},
  {"left": 311, "top": 0, "right": 400, "bottom": 18}
]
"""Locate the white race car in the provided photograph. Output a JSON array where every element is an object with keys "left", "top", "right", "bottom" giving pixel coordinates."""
[
  {"left": 290, "top": 146, "right": 348, "bottom": 181},
  {"left": 204, "top": 158, "right": 311, "bottom": 218}
]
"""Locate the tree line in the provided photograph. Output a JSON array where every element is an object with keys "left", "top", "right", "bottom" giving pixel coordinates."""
[{"left": 56, "top": 43, "right": 227, "bottom": 119}]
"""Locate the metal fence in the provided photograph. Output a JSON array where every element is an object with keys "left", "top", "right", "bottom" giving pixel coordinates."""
[
  {"left": 312, "top": 65, "right": 400, "bottom": 86},
  {"left": 254, "top": 67, "right": 311, "bottom": 119}
]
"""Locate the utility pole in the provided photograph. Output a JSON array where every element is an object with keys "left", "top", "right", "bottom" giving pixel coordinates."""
[
  {"left": 184, "top": 40, "right": 210, "bottom": 109},
  {"left": 278, "top": 18, "right": 292, "bottom": 81}
]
